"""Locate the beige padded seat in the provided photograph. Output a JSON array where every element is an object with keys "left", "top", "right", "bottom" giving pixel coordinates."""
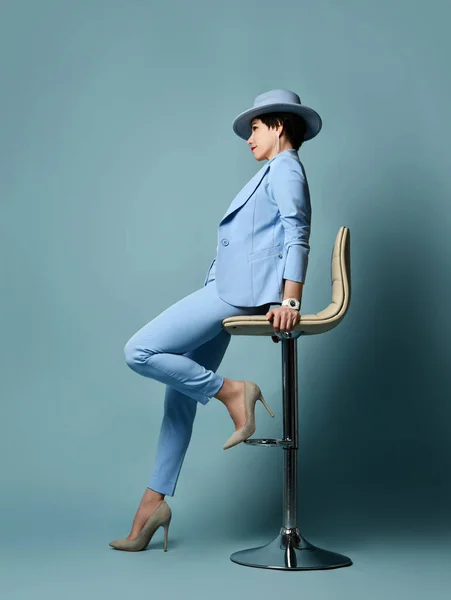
[{"left": 223, "top": 226, "right": 353, "bottom": 571}]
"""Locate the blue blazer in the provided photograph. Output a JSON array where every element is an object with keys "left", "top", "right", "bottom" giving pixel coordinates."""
[{"left": 204, "top": 148, "right": 311, "bottom": 307}]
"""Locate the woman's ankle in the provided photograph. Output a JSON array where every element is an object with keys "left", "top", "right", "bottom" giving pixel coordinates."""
[
  {"left": 214, "top": 378, "right": 242, "bottom": 404},
  {"left": 143, "top": 487, "right": 165, "bottom": 503}
]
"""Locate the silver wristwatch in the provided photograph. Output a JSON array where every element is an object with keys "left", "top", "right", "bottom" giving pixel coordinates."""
[{"left": 282, "top": 298, "right": 300, "bottom": 311}]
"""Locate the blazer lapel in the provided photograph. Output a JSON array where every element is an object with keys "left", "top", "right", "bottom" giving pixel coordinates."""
[{"left": 220, "top": 163, "right": 270, "bottom": 224}]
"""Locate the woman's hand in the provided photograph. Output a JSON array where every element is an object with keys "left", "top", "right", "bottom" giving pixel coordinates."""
[{"left": 266, "top": 306, "right": 301, "bottom": 343}]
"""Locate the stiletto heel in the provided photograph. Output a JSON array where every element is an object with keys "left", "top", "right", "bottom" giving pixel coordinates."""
[
  {"left": 259, "top": 393, "right": 275, "bottom": 418},
  {"left": 223, "top": 380, "right": 274, "bottom": 450},
  {"left": 163, "top": 518, "right": 171, "bottom": 552},
  {"left": 109, "top": 501, "right": 172, "bottom": 552}
]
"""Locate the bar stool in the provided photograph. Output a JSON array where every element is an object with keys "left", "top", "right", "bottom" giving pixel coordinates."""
[{"left": 221, "top": 226, "right": 352, "bottom": 571}]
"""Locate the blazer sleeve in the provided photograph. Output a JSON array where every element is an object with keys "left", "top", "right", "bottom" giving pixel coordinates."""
[{"left": 268, "top": 159, "right": 312, "bottom": 283}]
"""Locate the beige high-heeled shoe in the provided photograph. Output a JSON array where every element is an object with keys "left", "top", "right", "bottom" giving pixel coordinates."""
[
  {"left": 109, "top": 501, "right": 172, "bottom": 552},
  {"left": 223, "top": 380, "right": 274, "bottom": 450}
]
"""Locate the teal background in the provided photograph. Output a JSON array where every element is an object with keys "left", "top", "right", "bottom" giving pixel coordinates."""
[{"left": 1, "top": 0, "right": 450, "bottom": 597}]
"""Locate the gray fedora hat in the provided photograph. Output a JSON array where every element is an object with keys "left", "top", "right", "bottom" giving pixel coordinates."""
[{"left": 232, "top": 88, "right": 322, "bottom": 142}]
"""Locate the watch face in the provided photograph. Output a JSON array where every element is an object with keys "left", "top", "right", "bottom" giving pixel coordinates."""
[{"left": 283, "top": 299, "right": 299, "bottom": 309}]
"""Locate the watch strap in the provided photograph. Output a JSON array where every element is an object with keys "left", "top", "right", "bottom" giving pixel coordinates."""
[{"left": 282, "top": 298, "right": 300, "bottom": 311}]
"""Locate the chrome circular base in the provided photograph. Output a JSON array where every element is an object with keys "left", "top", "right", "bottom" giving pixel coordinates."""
[{"left": 230, "top": 528, "right": 352, "bottom": 571}]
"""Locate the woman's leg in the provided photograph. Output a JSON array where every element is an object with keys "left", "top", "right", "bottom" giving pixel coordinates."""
[{"left": 125, "top": 329, "right": 232, "bottom": 540}]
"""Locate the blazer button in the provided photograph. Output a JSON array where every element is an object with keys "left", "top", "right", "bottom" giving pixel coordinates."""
[
  {"left": 221, "top": 239, "right": 229, "bottom": 246},
  {"left": 278, "top": 253, "right": 283, "bottom": 258}
]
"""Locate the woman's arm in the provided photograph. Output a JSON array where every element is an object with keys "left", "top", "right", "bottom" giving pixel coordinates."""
[{"left": 268, "top": 159, "right": 312, "bottom": 285}]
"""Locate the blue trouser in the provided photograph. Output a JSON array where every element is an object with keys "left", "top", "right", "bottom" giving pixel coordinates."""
[{"left": 123, "top": 260, "right": 270, "bottom": 496}]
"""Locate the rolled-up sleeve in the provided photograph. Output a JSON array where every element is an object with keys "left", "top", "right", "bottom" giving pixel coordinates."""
[{"left": 268, "top": 159, "right": 311, "bottom": 283}]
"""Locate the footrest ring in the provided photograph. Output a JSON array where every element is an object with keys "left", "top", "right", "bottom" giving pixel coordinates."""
[{"left": 243, "top": 438, "right": 296, "bottom": 448}]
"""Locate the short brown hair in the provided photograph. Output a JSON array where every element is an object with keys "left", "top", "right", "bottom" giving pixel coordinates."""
[{"left": 253, "top": 112, "right": 307, "bottom": 151}]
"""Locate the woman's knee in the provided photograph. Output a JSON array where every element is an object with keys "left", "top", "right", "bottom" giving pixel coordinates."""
[
  {"left": 124, "top": 340, "right": 138, "bottom": 369},
  {"left": 124, "top": 339, "right": 156, "bottom": 370}
]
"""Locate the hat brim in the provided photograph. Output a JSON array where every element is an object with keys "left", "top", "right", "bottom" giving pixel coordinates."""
[{"left": 232, "top": 103, "right": 322, "bottom": 142}]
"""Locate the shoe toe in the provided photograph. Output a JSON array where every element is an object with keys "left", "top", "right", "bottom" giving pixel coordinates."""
[{"left": 109, "top": 538, "right": 128, "bottom": 549}]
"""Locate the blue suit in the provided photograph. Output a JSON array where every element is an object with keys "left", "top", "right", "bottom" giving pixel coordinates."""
[
  {"left": 123, "top": 148, "right": 311, "bottom": 496},
  {"left": 204, "top": 148, "right": 311, "bottom": 307}
]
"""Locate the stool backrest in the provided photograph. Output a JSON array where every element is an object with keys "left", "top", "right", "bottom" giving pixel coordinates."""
[{"left": 299, "top": 226, "right": 351, "bottom": 335}]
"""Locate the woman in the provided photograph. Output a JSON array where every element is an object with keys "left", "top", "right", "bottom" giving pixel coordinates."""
[{"left": 109, "top": 89, "right": 322, "bottom": 552}]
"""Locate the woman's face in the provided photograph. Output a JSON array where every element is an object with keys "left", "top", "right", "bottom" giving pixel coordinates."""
[{"left": 247, "top": 118, "right": 281, "bottom": 162}]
